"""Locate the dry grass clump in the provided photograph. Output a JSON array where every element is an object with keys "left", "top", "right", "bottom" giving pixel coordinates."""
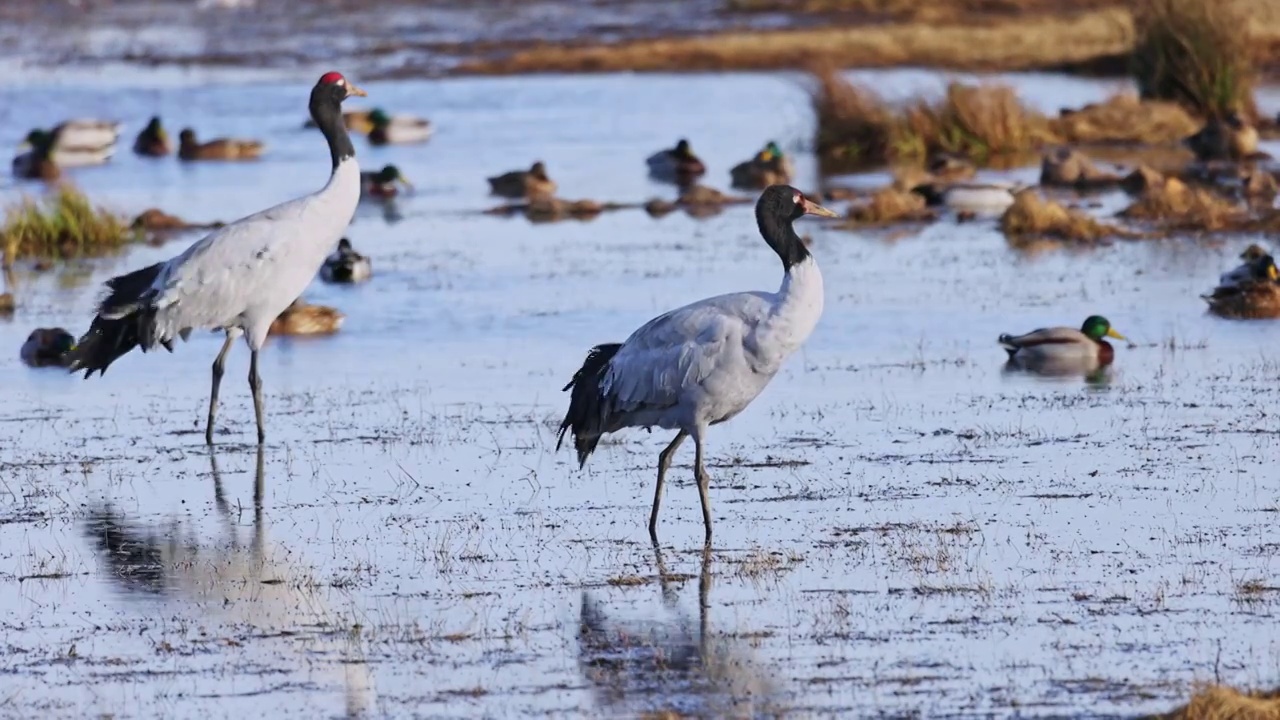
[
  {"left": 999, "top": 190, "right": 1129, "bottom": 245},
  {"left": 1131, "top": 0, "right": 1258, "bottom": 119},
  {"left": 1, "top": 186, "right": 131, "bottom": 261},
  {"left": 1119, "top": 177, "right": 1245, "bottom": 230},
  {"left": 810, "top": 68, "right": 1054, "bottom": 167},
  {"left": 846, "top": 187, "right": 935, "bottom": 224},
  {"left": 1157, "top": 684, "right": 1280, "bottom": 719},
  {"left": 1049, "top": 94, "right": 1200, "bottom": 144}
]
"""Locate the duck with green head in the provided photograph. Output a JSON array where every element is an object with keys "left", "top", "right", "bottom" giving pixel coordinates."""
[
  {"left": 367, "top": 108, "right": 433, "bottom": 146},
  {"left": 133, "top": 116, "right": 171, "bottom": 157},
  {"left": 12, "top": 130, "right": 59, "bottom": 180},
  {"left": 999, "top": 315, "right": 1127, "bottom": 372},
  {"left": 647, "top": 138, "right": 706, "bottom": 185},
  {"left": 19, "top": 128, "right": 114, "bottom": 168},
  {"left": 1204, "top": 254, "right": 1280, "bottom": 319},
  {"left": 730, "top": 140, "right": 794, "bottom": 190},
  {"left": 20, "top": 327, "right": 76, "bottom": 368},
  {"left": 361, "top": 164, "right": 413, "bottom": 199}
]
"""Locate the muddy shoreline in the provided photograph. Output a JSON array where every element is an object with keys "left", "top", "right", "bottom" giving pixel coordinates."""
[{"left": 3, "top": 0, "right": 1276, "bottom": 81}]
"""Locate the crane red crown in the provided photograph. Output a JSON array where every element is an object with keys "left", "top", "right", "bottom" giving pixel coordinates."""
[{"left": 319, "top": 71, "right": 346, "bottom": 85}]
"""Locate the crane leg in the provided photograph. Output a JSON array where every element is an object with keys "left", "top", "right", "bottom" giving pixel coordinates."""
[
  {"left": 649, "top": 431, "right": 688, "bottom": 539},
  {"left": 205, "top": 331, "right": 238, "bottom": 445},
  {"left": 248, "top": 348, "right": 265, "bottom": 444},
  {"left": 692, "top": 428, "right": 713, "bottom": 544}
]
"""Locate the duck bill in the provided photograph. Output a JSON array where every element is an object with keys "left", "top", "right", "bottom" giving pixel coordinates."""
[
  {"left": 398, "top": 175, "right": 414, "bottom": 192},
  {"left": 802, "top": 197, "right": 838, "bottom": 218},
  {"left": 1105, "top": 328, "right": 1127, "bottom": 340}
]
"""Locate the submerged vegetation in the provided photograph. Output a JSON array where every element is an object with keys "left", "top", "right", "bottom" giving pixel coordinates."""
[{"left": 1, "top": 187, "right": 131, "bottom": 261}]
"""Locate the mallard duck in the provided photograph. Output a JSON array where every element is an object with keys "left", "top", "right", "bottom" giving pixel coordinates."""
[
  {"left": 30, "top": 119, "right": 120, "bottom": 150},
  {"left": 133, "top": 116, "right": 171, "bottom": 157},
  {"left": 20, "top": 129, "right": 114, "bottom": 167},
  {"left": 361, "top": 164, "right": 413, "bottom": 199},
  {"left": 647, "top": 139, "right": 706, "bottom": 185},
  {"left": 320, "top": 238, "right": 372, "bottom": 283},
  {"left": 1219, "top": 244, "right": 1271, "bottom": 286},
  {"left": 11, "top": 136, "right": 59, "bottom": 181},
  {"left": 999, "top": 315, "right": 1127, "bottom": 372},
  {"left": 20, "top": 327, "right": 76, "bottom": 368},
  {"left": 367, "top": 109, "right": 433, "bottom": 146},
  {"left": 487, "top": 161, "right": 556, "bottom": 199},
  {"left": 729, "top": 141, "right": 794, "bottom": 189},
  {"left": 1203, "top": 254, "right": 1280, "bottom": 319},
  {"left": 268, "top": 299, "right": 344, "bottom": 337},
  {"left": 178, "top": 128, "right": 264, "bottom": 161},
  {"left": 1184, "top": 113, "right": 1268, "bottom": 162},
  {"left": 911, "top": 181, "right": 1019, "bottom": 213}
]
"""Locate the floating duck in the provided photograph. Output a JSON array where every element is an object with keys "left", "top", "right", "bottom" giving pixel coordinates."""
[
  {"left": 912, "top": 181, "right": 1020, "bottom": 213},
  {"left": 647, "top": 139, "right": 706, "bottom": 185},
  {"left": 367, "top": 109, "right": 433, "bottom": 146},
  {"left": 268, "top": 299, "right": 344, "bottom": 337},
  {"left": 20, "top": 129, "right": 114, "bottom": 167},
  {"left": 488, "top": 161, "right": 556, "bottom": 199},
  {"left": 1203, "top": 254, "right": 1280, "bottom": 319},
  {"left": 925, "top": 153, "right": 976, "bottom": 183},
  {"left": 1219, "top": 244, "right": 1270, "bottom": 287},
  {"left": 12, "top": 134, "right": 59, "bottom": 181},
  {"left": 729, "top": 141, "right": 794, "bottom": 189},
  {"left": 360, "top": 164, "right": 413, "bottom": 199},
  {"left": 320, "top": 238, "right": 372, "bottom": 284},
  {"left": 29, "top": 119, "right": 120, "bottom": 150},
  {"left": 20, "top": 327, "right": 76, "bottom": 368},
  {"left": 178, "top": 128, "right": 264, "bottom": 161},
  {"left": 133, "top": 116, "right": 172, "bottom": 157},
  {"left": 999, "top": 315, "right": 1127, "bottom": 373}
]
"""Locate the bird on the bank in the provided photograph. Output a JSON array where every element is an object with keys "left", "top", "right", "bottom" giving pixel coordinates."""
[
  {"left": 487, "top": 161, "right": 556, "bottom": 199},
  {"left": 320, "top": 238, "right": 372, "bottom": 284},
  {"left": 178, "top": 128, "right": 265, "bottom": 161},
  {"left": 558, "top": 185, "right": 836, "bottom": 542},
  {"left": 1203, "top": 254, "right": 1280, "bottom": 319},
  {"left": 133, "top": 116, "right": 172, "bottom": 157},
  {"left": 999, "top": 315, "right": 1128, "bottom": 374},
  {"left": 367, "top": 109, "right": 433, "bottom": 145},
  {"left": 647, "top": 139, "right": 706, "bottom": 185},
  {"left": 20, "top": 328, "right": 76, "bottom": 368},
  {"left": 66, "top": 71, "right": 366, "bottom": 445},
  {"left": 360, "top": 164, "right": 412, "bottom": 199}
]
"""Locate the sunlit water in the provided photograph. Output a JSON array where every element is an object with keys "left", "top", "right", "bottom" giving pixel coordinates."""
[{"left": 2, "top": 69, "right": 1280, "bottom": 718}]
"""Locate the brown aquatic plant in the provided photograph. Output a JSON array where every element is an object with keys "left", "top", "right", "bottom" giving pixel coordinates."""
[
  {"left": 1157, "top": 683, "right": 1280, "bottom": 719},
  {"left": 1, "top": 186, "right": 131, "bottom": 261},
  {"left": 1049, "top": 93, "right": 1200, "bottom": 144},
  {"left": 1131, "top": 0, "right": 1258, "bottom": 119},
  {"left": 1119, "top": 177, "right": 1245, "bottom": 230},
  {"left": 999, "top": 190, "right": 1130, "bottom": 246},
  {"left": 845, "top": 187, "right": 934, "bottom": 225},
  {"left": 809, "top": 67, "right": 1054, "bottom": 168}
]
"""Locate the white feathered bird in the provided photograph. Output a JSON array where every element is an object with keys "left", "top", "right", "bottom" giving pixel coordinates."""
[
  {"left": 557, "top": 184, "right": 836, "bottom": 542},
  {"left": 67, "top": 71, "right": 366, "bottom": 445}
]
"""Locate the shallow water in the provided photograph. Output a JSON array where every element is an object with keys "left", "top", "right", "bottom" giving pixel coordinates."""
[{"left": 2, "top": 69, "right": 1280, "bottom": 718}]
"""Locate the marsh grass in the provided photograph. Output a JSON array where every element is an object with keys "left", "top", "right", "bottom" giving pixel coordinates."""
[
  {"left": 1160, "top": 684, "right": 1280, "bottom": 719},
  {"left": 810, "top": 69, "right": 1054, "bottom": 168},
  {"left": 1, "top": 187, "right": 132, "bottom": 261},
  {"left": 1131, "top": 0, "right": 1257, "bottom": 119},
  {"left": 1119, "top": 177, "right": 1246, "bottom": 230},
  {"left": 1000, "top": 190, "right": 1133, "bottom": 245}
]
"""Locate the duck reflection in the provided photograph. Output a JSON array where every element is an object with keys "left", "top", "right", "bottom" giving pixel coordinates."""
[
  {"left": 82, "top": 447, "right": 375, "bottom": 718},
  {"left": 578, "top": 542, "right": 784, "bottom": 718},
  {"left": 1001, "top": 357, "right": 1114, "bottom": 387}
]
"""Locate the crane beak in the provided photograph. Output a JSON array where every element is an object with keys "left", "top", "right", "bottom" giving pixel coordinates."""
[
  {"left": 802, "top": 197, "right": 838, "bottom": 218},
  {"left": 347, "top": 83, "right": 368, "bottom": 98},
  {"left": 1106, "top": 328, "right": 1127, "bottom": 340}
]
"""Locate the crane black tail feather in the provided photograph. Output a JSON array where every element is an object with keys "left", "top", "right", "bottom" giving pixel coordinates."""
[
  {"left": 558, "top": 343, "right": 623, "bottom": 468},
  {"left": 67, "top": 262, "right": 165, "bottom": 378}
]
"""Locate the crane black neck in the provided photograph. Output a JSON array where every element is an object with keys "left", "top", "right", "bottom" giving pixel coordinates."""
[
  {"left": 309, "top": 93, "right": 355, "bottom": 171},
  {"left": 756, "top": 205, "right": 811, "bottom": 272}
]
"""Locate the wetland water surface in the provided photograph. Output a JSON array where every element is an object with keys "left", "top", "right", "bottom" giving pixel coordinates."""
[{"left": 2, "top": 70, "right": 1280, "bottom": 718}]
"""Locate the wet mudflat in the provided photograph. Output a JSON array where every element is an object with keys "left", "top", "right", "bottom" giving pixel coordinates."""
[{"left": 2, "top": 70, "right": 1280, "bottom": 717}]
